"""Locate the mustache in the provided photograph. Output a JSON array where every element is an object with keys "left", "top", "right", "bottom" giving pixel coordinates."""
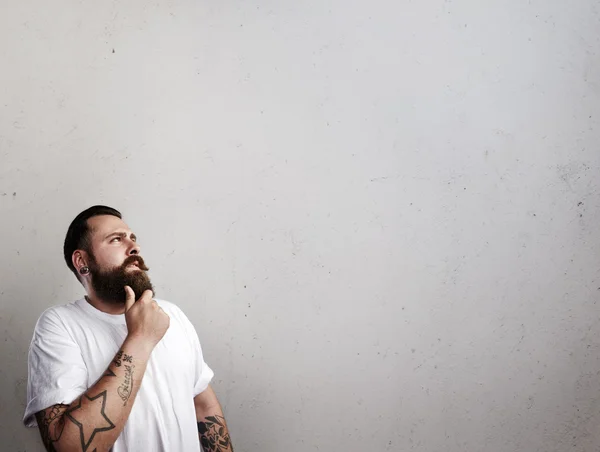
[{"left": 122, "top": 255, "right": 149, "bottom": 271}]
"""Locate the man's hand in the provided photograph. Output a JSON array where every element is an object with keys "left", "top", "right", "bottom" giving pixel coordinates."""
[{"left": 124, "top": 287, "right": 170, "bottom": 348}]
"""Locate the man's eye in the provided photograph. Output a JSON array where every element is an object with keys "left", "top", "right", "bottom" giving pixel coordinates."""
[{"left": 111, "top": 237, "right": 121, "bottom": 243}]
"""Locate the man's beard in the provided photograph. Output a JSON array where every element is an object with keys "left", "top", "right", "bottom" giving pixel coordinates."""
[{"left": 89, "top": 255, "right": 155, "bottom": 304}]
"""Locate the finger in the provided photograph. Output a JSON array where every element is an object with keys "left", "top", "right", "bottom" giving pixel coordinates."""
[{"left": 124, "top": 286, "right": 135, "bottom": 312}]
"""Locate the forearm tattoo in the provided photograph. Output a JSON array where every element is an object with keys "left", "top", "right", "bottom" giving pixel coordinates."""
[
  {"left": 113, "top": 349, "right": 135, "bottom": 405},
  {"left": 66, "top": 391, "right": 115, "bottom": 451},
  {"left": 117, "top": 364, "right": 135, "bottom": 406},
  {"left": 113, "top": 350, "right": 133, "bottom": 368},
  {"left": 197, "top": 415, "right": 233, "bottom": 452},
  {"left": 35, "top": 404, "right": 68, "bottom": 452},
  {"left": 35, "top": 351, "right": 135, "bottom": 451}
]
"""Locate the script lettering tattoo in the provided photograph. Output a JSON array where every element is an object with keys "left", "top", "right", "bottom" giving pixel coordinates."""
[
  {"left": 113, "top": 350, "right": 124, "bottom": 367},
  {"left": 197, "top": 415, "right": 233, "bottom": 452},
  {"left": 35, "top": 404, "right": 68, "bottom": 452},
  {"left": 123, "top": 354, "right": 133, "bottom": 363},
  {"left": 117, "top": 364, "right": 135, "bottom": 406},
  {"left": 65, "top": 391, "right": 115, "bottom": 451}
]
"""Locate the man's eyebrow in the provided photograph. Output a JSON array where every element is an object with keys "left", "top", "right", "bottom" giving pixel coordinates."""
[{"left": 105, "top": 232, "right": 129, "bottom": 240}]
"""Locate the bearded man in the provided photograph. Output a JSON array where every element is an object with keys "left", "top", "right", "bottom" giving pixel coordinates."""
[{"left": 23, "top": 205, "right": 234, "bottom": 452}]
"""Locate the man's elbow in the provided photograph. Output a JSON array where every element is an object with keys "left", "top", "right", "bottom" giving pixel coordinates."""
[{"left": 194, "top": 385, "right": 222, "bottom": 415}]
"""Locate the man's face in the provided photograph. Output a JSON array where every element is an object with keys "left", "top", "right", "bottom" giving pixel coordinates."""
[{"left": 85, "top": 215, "right": 154, "bottom": 303}]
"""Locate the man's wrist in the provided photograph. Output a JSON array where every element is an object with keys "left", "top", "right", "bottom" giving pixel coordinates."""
[{"left": 122, "top": 334, "right": 155, "bottom": 360}]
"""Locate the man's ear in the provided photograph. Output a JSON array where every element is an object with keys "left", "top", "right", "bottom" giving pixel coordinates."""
[{"left": 72, "top": 250, "right": 88, "bottom": 272}]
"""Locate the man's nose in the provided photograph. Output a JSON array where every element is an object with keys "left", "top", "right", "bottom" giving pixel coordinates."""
[{"left": 128, "top": 241, "right": 141, "bottom": 255}]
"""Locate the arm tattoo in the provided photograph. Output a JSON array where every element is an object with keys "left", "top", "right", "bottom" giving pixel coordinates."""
[
  {"left": 113, "top": 350, "right": 133, "bottom": 367},
  {"left": 65, "top": 391, "right": 115, "bottom": 451},
  {"left": 36, "top": 351, "right": 134, "bottom": 451},
  {"left": 35, "top": 404, "right": 68, "bottom": 452},
  {"left": 113, "top": 350, "right": 124, "bottom": 367},
  {"left": 113, "top": 349, "right": 135, "bottom": 405},
  {"left": 117, "top": 364, "right": 135, "bottom": 406},
  {"left": 197, "top": 415, "right": 233, "bottom": 452}
]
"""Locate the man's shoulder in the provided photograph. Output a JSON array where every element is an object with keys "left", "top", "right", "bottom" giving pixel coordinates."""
[
  {"left": 38, "top": 299, "right": 83, "bottom": 319},
  {"left": 34, "top": 299, "right": 84, "bottom": 334}
]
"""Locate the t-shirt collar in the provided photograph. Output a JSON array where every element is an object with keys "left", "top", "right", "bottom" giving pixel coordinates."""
[{"left": 76, "top": 297, "right": 127, "bottom": 325}]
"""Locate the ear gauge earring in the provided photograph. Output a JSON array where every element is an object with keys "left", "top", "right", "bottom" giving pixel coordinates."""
[{"left": 79, "top": 266, "right": 90, "bottom": 275}]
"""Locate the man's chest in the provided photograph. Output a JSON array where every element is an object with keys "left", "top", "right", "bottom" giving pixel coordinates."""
[{"left": 71, "top": 319, "right": 194, "bottom": 389}]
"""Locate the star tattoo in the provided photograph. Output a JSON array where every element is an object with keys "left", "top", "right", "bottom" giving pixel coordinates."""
[{"left": 65, "top": 391, "right": 115, "bottom": 451}]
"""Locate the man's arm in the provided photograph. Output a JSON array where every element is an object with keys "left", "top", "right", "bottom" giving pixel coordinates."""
[
  {"left": 195, "top": 385, "right": 234, "bottom": 452},
  {"left": 34, "top": 287, "right": 169, "bottom": 452},
  {"left": 35, "top": 337, "right": 153, "bottom": 452}
]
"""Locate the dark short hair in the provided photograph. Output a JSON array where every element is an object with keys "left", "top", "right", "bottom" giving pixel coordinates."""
[{"left": 63, "top": 205, "right": 122, "bottom": 278}]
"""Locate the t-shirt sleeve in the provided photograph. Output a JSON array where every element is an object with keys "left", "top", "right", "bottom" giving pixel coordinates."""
[
  {"left": 23, "top": 308, "right": 88, "bottom": 427},
  {"left": 177, "top": 307, "right": 214, "bottom": 396}
]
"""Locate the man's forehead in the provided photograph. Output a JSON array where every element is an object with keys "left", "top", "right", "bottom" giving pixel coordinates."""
[{"left": 87, "top": 215, "right": 132, "bottom": 236}]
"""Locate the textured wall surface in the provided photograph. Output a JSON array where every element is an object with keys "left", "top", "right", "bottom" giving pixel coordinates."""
[{"left": 1, "top": 1, "right": 600, "bottom": 450}]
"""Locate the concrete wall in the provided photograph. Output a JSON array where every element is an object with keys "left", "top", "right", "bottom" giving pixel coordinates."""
[{"left": 1, "top": 0, "right": 599, "bottom": 450}]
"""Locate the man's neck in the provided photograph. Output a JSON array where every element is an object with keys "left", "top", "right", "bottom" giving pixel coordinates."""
[{"left": 85, "top": 294, "right": 126, "bottom": 315}]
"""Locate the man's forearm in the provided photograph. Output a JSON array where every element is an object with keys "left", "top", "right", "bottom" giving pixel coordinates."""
[
  {"left": 37, "top": 335, "right": 153, "bottom": 452},
  {"left": 196, "top": 405, "right": 234, "bottom": 452}
]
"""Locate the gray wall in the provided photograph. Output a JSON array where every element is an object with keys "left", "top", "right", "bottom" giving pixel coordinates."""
[{"left": 1, "top": 0, "right": 600, "bottom": 451}]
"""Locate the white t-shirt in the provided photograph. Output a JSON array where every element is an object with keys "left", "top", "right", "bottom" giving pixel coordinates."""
[{"left": 23, "top": 298, "right": 214, "bottom": 452}]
